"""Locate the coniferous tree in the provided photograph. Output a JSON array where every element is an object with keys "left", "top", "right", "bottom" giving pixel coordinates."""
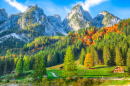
[
  {"left": 121, "top": 43, "right": 128, "bottom": 65},
  {"left": 0, "top": 58, "right": 2, "bottom": 75},
  {"left": 84, "top": 53, "right": 94, "bottom": 68},
  {"left": 15, "top": 57, "right": 23, "bottom": 74},
  {"left": 127, "top": 48, "right": 130, "bottom": 75},
  {"left": 115, "top": 47, "right": 124, "bottom": 66},
  {"left": 33, "top": 53, "right": 46, "bottom": 82},
  {"left": 6, "top": 50, "right": 11, "bottom": 58},
  {"left": 62, "top": 47, "right": 77, "bottom": 76},
  {"left": 23, "top": 55, "right": 30, "bottom": 71},
  {"left": 103, "top": 46, "right": 111, "bottom": 65},
  {"left": 79, "top": 48, "right": 86, "bottom": 65},
  {"left": 90, "top": 47, "right": 99, "bottom": 65}
]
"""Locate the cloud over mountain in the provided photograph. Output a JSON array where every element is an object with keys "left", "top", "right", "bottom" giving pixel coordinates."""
[
  {"left": 5, "top": 0, "right": 27, "bottom": 12},
  {"left": 78, "top": 0, "right": 108, "bottom": 11}
]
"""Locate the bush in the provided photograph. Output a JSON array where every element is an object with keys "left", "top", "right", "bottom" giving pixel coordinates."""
[
  {"left": 16, "top": 81, "right": 18, "bottom": 83},
  {"left": 66, "top": 77, "right": 71, "bottom": 82},
  {"left": 0, "top": 79, "right": 2, "bottom": 82},
  {"left": 5, "top": 79, "right": 10, "bottom": 83},
  {"left": 82, "top": 78, "right": 93, "bottom": 86},
  {"left": 77, "top": 78, "right": 82, "bottom": 86},
  {"left": 93, "top": 79, "right": 100, "bottom": 85}
]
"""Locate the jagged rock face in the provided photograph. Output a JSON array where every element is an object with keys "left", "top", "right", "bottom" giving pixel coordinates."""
[
  {"left": 48, "top": 14, "right": 62, "bottom": 28},
  {"left": 0, "top": 9, "right": 8, "bottom": 24},
  {"left": 92, "top": 10, "right": 121, "bottom": 28},
  {"left": 63, "top": 4, "right": 92, "bottom": 32},
  {"left": 18, "top": 5, "right": 45, "bottom": 29},
  {"left": 0, "top": 11, "right": 22, "bottom": 30},
  {"left": 17, "top": 5, "right": 66, "bottom": 37}
]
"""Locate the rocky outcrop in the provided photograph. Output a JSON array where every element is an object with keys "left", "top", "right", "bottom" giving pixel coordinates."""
[
  {"left": 92, "top": 10, "right": 121, "bottom": 28},
  {"left": 0, "top": 9, "right": 8, "bottom": 24},
  {"left": 63, "top": 4, "right": 92, "bottom": 32},
  {"left": 0, "top": 10, "right": 22, "bottom": 30},
  {"left": 18, "top": 5, "right": 45, "bottom": 29}
]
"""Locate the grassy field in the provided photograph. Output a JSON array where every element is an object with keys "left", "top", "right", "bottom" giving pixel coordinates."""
[
  {"left": 47, "top": 64, "right": 128, "bottom": 78},
  {"left": 0, "top": 63, "right": 130, "bottom": 85}
]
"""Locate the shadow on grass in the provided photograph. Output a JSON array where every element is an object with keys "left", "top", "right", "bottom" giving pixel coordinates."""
[{"left": 95, "top": 66, "right": 115, "bottom": 69}]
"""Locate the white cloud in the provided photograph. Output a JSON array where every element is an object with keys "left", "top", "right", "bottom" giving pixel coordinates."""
[
  {"left": 78, "top": 0, "right": 108, "bottom": 11},
  {"left": 5, "top": 0, "right": 27, "bottom": 12},
  {"left": 65, "top": 7, "right": 71, "bottom": 14}
]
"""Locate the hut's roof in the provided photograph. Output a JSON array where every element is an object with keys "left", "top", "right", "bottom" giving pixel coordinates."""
[{"left": 113, "top": 66, "right": 124, "bottom": 71}]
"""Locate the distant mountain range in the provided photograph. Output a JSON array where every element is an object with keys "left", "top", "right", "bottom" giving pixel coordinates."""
[{"left": 0, "top": 4, "right": 121, "bottom": 43}]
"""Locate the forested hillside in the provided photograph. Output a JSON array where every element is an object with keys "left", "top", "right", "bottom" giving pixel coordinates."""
[{"left": 0, "top": 18, "right": 130, "bottom": 76}]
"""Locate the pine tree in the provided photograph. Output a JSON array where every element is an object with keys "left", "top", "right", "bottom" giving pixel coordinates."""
[
  {"left": 0, "top": 58, "right": 2, "bottom": 75},
  {"left": 103, "top": 46, "right": 111, "bottom": 65},
  {"left": 127, "top": 48, "right": 130, "bottom": 75},
  {"left": 15, "top": 57, "right": 23, "bottom": 74},
  {"left": 23, "top": 55, "right": 30, "bottom": 71},
  {"left": 90, "top": 47, "right": 99, "bottom": 65},
  {"left": 79, "top": 48, "right": 86, "bottom": 65},
  {"left": 62, "top": 47, "right": 77, "bottom": 76},
  {"left": 33, "top": 53, "right": 46, "bottom": 82},
  {"left": 115, "top": 47, "right": 124, "bottom": 66},
  {"left": 6, "top": 50, "right": 11, "bottom": 58},
  {"left": 84, "top": 53, "right": 94, "bottom": 68}
]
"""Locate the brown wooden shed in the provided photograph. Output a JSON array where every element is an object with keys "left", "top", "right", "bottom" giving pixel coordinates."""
[
  {"left": 60, "top": 66, "right": 64, "bottom": 70},
  {"left": 112, "top": 66, "right": 124, "bottom": 73}
]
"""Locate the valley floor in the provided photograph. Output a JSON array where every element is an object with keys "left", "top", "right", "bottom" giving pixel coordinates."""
[{"left": 0, "top": 64, "right": 130, "bottom": 85}]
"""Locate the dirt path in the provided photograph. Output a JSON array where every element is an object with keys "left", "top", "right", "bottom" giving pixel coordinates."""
[{"left": 51, "top": 72, "right": 57, "bottom": 77}]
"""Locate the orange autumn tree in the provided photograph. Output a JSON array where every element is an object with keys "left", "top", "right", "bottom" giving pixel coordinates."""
[{"left": 84, "top": 53, "right": 94, "bottom": 68}]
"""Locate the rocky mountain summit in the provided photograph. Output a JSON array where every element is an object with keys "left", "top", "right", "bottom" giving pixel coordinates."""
[
  {"left": 0, "top": 9, "right": 8, "bottom": 24},
  {"left": 63, "top": 4, "right": 92, "bottom": 32},
  {"left": 92, "top": 10, "right": 121, "bottom": 28}
]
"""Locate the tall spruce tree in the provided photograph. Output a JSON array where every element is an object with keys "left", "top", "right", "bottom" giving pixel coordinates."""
[
  {"left": 90, "top": 47, "right": 99, "bottom": 65},
  {"left": 103, "top": 46, "right": 111, "bottom": 65},
  {"left": 115, "top": 47, "right": 124, "bottom": 66},
  {"left": 6, "top": 49, "right": 11, "bottom": 58},
  {"left": 62, "top": 47, "right": 77, "bottom": 76},
  {"left": 33, "top": 53, "right": 46, "bottom": 82},
  {"left": 127, "top": 48, "right": 130, "bottom": 75},
  {"left": 23, "top": 55, "right": 30, "bottom": 71},
  {"left": 15, "top": 57, "right": 23, "bottom": 74},
  {"left": 79, "top": 48, "right": 86, "bottom": 65},
  {"left": 84, "top": 53, "right": 94, "bottom": 68}
]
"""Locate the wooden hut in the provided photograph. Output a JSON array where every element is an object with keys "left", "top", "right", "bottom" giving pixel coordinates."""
[
  {"left": 112, "top": 66, "right": 124, "bottom": 73},
  {"left": 11, "top": 71, "right": 15, "bottom": 74},
  {"left": 60, "top": 66, "right": 64, "bottom": 70}
]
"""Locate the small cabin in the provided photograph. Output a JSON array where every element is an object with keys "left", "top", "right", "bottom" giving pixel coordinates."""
[
  {"left": 112, "top": 66, "right": 124, "bottom": 73},
  {"left": 11, "top": 71, "right": 15, "bottom": 74},
  {"left": 44, "top": 74, "right": 48, "bottom": 77},
  {"left": 60, "top": 66, "right": 64, "bottom": 70}
]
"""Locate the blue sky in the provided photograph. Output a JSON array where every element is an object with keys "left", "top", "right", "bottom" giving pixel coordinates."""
[{"left": 0, "top": 0, "right": 130, "bottom": 20}]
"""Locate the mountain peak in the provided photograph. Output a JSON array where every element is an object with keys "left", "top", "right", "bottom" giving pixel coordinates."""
[
  {"left": 34, "top": 4, "right": 38, "bottom": 7},
  {"left": 0, "top": 9, "right": 5, "bottom": 11},
  {"left": 93, "top": 10, "right": 121, "bottom": 28},
  {"left": 100, "top": 10, "right": 109, "bottom": 15},
  {"left": 72, "top": 4, "right": 83, "bottom": 11}
]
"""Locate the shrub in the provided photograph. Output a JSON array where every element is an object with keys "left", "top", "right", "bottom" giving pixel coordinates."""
[
  {"left": 93, "top": 79, "right": 100, "bottom": 85},
  {"left": 60, "top": 78, "right": 64, "bottom": 83},
  {"left": 0, "top": 79, "right": 2, "bottom": 82},
  {"left": 82, "top": 78, "right": 93, "bottom": 86},
  {"left": 66, "top": 77, "right": 71, "bottom": 82},
  {"left": 5, "top": 79, "right": 10, "bottom": 83},
  {"left": 16, "top": 81, "right": 18, "bottom": 83},
  {"left": 77, "top": 78, "right": 82, "bottom": 86}
]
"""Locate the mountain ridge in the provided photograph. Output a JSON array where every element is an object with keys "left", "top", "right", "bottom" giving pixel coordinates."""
[{"left": 0, "top": 4, "right": 121, "bottom": 44}]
